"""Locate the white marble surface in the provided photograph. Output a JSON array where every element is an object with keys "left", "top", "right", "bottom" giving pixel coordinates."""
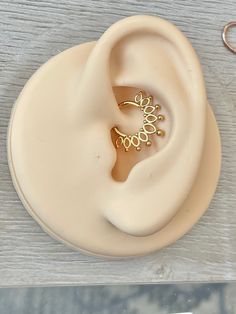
[
  {"left": 0, "top": 283, "right": 235, "bottom": 314},
  {"left": 0, "top": 0, "right": 236, "bottom": 287}
]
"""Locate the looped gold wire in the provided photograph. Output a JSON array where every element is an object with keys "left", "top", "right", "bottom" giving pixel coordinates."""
[
  {"left": 113, "top": 91, "right": 165, "bottom": 152},
  {"left": 222, "top": 22, "right": 236, "bottom": 54}
]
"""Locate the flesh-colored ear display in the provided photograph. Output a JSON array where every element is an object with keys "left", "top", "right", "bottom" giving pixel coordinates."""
[{"left": 8, "top": 16, "right": 221, "bottom": 257}]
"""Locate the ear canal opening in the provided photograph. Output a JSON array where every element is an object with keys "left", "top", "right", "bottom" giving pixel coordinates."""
[{"left": 111, "top": 86, "right": 169, "bottom": 182}]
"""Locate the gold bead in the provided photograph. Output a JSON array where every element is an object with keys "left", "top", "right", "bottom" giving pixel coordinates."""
[
  {"left": 158, "top": 114, "right": 165, "bottom": 121},
  {"left": 125, "top": 148, "right": 129, "bottom": 152},
  {"left": 136, "top": 147, "right": 141, "bottom": 151},
  {"left": 146, "top": 141, "right": 152, "bottom": 146},
  {"left": 155, "top": 104, "right": 161, "bottom": 110},
  {"left": 143, "top": 120, "right": 147, "bottom": 124},
  {"left": 156, "top": 129, "right": 165, "bottom": 137}
]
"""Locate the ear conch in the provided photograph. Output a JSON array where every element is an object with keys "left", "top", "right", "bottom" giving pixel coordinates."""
[{"left": 8, "top": 15, "right": 221, "bottom": 257}]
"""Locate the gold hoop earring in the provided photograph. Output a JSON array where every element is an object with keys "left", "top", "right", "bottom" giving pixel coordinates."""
[{"left": 113, "top": 91, "right": 165, "bottom": 152}]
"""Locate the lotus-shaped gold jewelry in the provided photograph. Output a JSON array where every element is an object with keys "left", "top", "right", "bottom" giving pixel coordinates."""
[{"left": 113, "top": 91, "right": 165, "bottom": 152}]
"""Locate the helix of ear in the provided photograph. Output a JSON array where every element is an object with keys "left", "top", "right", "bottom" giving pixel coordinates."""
[{"left": 113, "top": 91, "right": 165, "bottom": 152}]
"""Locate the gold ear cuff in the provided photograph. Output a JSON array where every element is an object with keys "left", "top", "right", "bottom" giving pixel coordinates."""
[{"left": 113, "top": 91, "right": 165, "bottom": 152}]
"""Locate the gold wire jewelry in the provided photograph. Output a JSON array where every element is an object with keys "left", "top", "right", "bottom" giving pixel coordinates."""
[
  {"left": 113, "top": 91, "right": 165, "bottom": 152},
  {"left": 222, "top": 21, "right": 236, "bottom": 54}
]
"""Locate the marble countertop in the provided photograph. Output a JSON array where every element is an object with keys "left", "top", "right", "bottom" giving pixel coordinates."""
[{"left": 0, "top": 283, "right": 235, "bottom": 313}]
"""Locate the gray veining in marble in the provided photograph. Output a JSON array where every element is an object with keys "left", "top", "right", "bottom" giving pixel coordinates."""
[{"left": 0, "top": 283, "right": 236, "bottom": 314}]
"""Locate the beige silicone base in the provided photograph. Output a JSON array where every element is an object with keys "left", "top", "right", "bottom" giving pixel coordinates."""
[{"left": 8, "top": 16, "right": 221, "bottom": 258}]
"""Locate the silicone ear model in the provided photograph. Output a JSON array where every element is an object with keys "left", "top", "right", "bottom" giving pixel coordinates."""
[{"left": 8, "top": 16, "right": 221, "bottom": 257}]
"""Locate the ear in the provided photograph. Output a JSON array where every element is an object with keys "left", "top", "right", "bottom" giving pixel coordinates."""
[
  {"left": 9, "top": 15, "right": 220, "bottom": 256},
  {"left": 74, "top": 15, "right": 207, "bottom": 236}
]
